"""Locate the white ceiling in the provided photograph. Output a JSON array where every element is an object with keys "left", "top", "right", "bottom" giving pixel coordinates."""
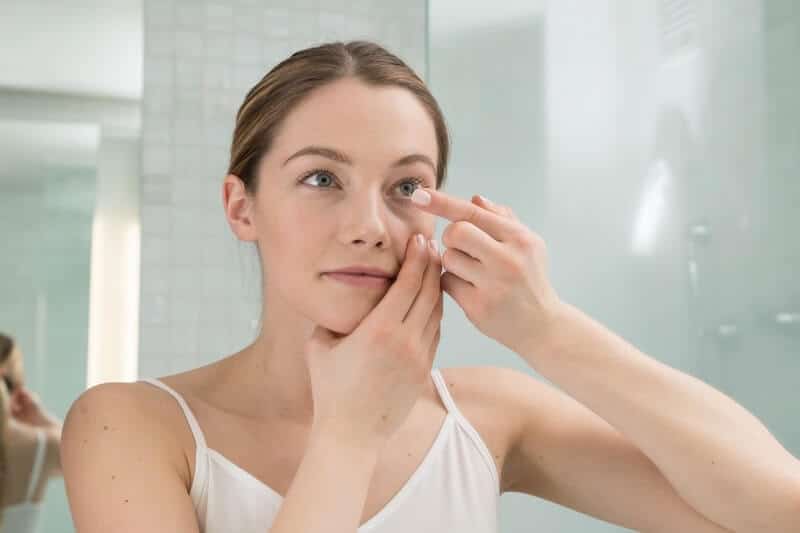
[
  {"left": 0, "top": 0, "right": 544, "bottom": 100},
  {"left": 0, "top": 0, "right": 142, "bottom": 100}
]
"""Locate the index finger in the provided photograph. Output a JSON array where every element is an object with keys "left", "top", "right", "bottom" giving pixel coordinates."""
[{"left": 411, "top": 188, "right": 516, "bottom": 242}]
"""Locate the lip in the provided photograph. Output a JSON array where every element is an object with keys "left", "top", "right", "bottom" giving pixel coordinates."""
[
  {"left": 322, "top": 265, "right": 397, "bottom": 289},
  {"left": 324, "top": 272, "right": 394, "bottom": 288},
  {"left": 325, "top": 265, "right": 396, "bottom": 279}
]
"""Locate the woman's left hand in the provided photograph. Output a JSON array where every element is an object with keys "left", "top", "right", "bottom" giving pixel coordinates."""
[
  {"left": 410, "top": 187, "right": 563, "bottom": 356},
  {"left": 10, "top": 385, "right": 61, "bottom": 429}
]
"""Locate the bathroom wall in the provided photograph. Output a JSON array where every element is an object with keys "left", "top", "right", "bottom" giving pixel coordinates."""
[{"left": 138, "top": 1, "right": 428, "bottom": 376}]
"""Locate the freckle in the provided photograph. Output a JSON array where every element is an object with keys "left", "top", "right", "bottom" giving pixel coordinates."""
[
  {"left": 82, "top": 440, "right": 88, "bottom": 444},
  {"left": 382, "top": 414, "right": 388, "bottom": 421},
  {"left": 104, "top": 425, "right": 109, "bottom": 430},
  {"left": 112, "top": 475, "right": 116, "bottom": 480},
  {"left": 124, "top": 499, "right": 129, "bottom": 503}
]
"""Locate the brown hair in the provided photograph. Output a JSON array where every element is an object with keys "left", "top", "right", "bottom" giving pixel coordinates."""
[
  {"left": 0, "top": 333, "right": 14, "bottom": 523},
  {"left": 227, "top": 40, "right": 450, "bottom": 193}
]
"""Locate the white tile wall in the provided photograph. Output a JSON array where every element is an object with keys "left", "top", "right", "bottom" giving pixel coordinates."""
[{"left": 140, "top": 0, "right": 427, "bottom": 378}]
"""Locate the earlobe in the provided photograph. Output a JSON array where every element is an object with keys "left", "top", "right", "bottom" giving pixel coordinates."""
[{"left": 223, "top": 174, "right": 258, "bottom": 242}]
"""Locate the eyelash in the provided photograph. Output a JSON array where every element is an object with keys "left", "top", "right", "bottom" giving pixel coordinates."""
[{"left": 299, "top": 168, "right": 427, "bottom": 198}]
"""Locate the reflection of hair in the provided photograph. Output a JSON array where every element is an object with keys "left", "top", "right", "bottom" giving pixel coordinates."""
[
  {"left": 227, "top": 40, "right": 450, "bottom": 193},
  {"left": 0, "top": 332, "right": 14, "bottom": 522}
]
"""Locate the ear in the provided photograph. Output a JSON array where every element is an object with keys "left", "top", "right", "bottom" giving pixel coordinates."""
[{"left": 223, "top": 174, "right": 259, "bottom": 242}]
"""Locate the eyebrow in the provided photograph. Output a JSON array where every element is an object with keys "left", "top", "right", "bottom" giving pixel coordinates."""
[{"left": 282, "top": 145, "right": 437, "bottom": 175}]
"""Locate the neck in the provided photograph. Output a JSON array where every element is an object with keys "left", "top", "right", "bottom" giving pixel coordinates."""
[{"left": 224, "top": 309, "right": 317, "bottom": 425}]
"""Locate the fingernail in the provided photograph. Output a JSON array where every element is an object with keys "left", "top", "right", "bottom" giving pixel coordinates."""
[
  {"left": 477, "top": 194, "right": 491, "bottom": 205},
  {"left": 429, "top": 239, "right": 439, "bottom": 254},
  {"left": 411, "top": 188, "right": 431, "bottom": 206},
  {"left": 416, "top": 233, "right": 425, "bottom": 248}
]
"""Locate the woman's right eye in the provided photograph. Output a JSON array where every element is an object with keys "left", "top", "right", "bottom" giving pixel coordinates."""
[{"left": 301, "top": 169, "right": 338, "bottom": 189}]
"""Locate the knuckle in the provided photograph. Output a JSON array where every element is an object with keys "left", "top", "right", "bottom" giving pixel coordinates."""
[
  {"left": 401, "top": 337, "right": 420, "bottom": 354},
  {"left": 466, "top": 204, "right": 483, "bottom": 225},
  {"left": 519, "top": 230, "right": 544, "bottom": 251},
  {"left": 444, "top": 221, "right": 467, "bottom": 244},
  {"left": 500, "top": 253, "right": 524, "bottom": 276}
]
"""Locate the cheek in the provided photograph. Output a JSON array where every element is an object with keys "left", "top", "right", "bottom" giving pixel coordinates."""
[{"left": 395, "top": 209, "right": 437, "bottom": 239}]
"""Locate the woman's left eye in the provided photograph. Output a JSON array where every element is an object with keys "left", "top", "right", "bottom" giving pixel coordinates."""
[{"left": 397, "top": 178, "right": 425, "bottom": 197}]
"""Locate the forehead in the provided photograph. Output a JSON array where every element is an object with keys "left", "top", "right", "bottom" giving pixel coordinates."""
[{"left": 272, "top": 77, "right": 438, "bottom": 165}]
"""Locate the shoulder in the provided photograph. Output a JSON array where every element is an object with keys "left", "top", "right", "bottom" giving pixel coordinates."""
[
  {"left": 62, "top": 380, "right": 192, "bottom": 490},
  {"left": 61, "top": 381, "right": 205, "bottom": 531},
  {"left": 435, "top": 365, "right": 541, "bottom": 492},
  {"left": 437, "top": 364, "right": 533, "bottom": 406}
]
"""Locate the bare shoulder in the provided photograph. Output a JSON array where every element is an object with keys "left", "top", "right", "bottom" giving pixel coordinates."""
[
  {"left": 436, "top": 365, "right": 538, "bottom": 493},
  {"left": 62, "top": 380, "right": 193, "bottom": 489},
  {"left": 61, "top": 380, "right": 200, "bottom": 532}
]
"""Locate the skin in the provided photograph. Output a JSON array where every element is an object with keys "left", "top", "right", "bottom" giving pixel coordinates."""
[{"left": 220, "top": 75, "right": 440, "bottom": 425}]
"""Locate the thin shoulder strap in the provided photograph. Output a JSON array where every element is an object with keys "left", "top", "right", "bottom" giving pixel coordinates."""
[
  {"left": 430, "top": 367, "right": 501, "bottom": 492},
  {"left": 139, "top": 378, "right": 208, "bottom": 450},
  {"left": 25, "top": 429, "right": 47, "bottom": 502},
  {"left": 430, "top": 368, "right": 465, "bottom": 419}
]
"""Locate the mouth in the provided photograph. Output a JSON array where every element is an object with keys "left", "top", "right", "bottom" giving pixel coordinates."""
[{"left": 323, "top": 272, "right": 395, "bottom": 288}]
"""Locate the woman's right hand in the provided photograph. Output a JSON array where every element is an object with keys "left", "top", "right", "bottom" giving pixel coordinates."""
[{"left": 304, "top": 233, "right": 443, "bottom": 451}]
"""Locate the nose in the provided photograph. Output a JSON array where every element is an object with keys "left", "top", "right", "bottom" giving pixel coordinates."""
[{"left": 338, "top": 190, "right": 391, "bottom": 249}]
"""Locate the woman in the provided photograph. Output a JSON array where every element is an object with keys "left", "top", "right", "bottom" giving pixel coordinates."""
[
  {"left": 61, "top": 41, "right": 800, "bottom": 533},
  {"left": 0, "top": 333, "right": 63, "bottom": 532}
]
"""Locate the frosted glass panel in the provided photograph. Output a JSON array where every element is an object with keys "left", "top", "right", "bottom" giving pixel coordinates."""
[{"left": 429, "top": 1, "right": 799, "bottom": 531}]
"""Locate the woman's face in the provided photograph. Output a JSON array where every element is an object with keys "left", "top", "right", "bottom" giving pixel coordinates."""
[{"left": 245, "top": 76, "right": 440, "bottom": 334}]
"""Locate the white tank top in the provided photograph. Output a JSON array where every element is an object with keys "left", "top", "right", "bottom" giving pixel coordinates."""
[
  {"left": 3, "top": 428, "right": 47, "bottom": 533},
  {"left": 140, "top": 368, "right": 500, "bottom": 533}
]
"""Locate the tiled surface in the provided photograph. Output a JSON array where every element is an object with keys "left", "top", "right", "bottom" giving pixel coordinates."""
[{"left": 140, "top": 0, "right": 427, "bottom": 377}]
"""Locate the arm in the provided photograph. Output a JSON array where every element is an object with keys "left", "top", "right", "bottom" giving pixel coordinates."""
[
  {"left": 494, "top": 366, "right": 734, "bottom": 532},
  {"left": 520, "top": 302, "right": 800, "bottom": 533},
  {"left": 269, "top": 424, "right": 381, "bottom": 533},
  {"left": 61, "top": 383, "right": 201, "bottom": 533},
  {"left": 44, "top": 423, "right": 62, "bottom": 477}
]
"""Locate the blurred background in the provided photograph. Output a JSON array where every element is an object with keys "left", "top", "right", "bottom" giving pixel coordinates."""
[{"left": 0, "top": 0, "right": 797, "bottom": 531}]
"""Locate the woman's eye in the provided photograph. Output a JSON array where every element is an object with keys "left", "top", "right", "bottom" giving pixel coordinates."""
[
  {"left": 396, "top": 178, "right": 424, "bottom": 198},
  {"left": 302, "top": 170, "right": 338, "bottom": 188},
  {"left": 301, "top": 170, "right": 425, "bottom": 197}
]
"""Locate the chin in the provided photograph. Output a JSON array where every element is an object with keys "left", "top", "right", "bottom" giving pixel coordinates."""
[{"left": 314, "top": 301, "right": 379, "bottom": 337}]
